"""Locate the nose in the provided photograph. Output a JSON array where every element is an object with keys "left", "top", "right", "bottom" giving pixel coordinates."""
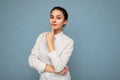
[{"left": 52, "top": 18, "right": 56, "bottom": 23}]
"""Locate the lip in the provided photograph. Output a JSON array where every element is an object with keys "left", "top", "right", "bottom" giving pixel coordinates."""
[{"left": 52, "top": 24, "right": 57, "bottom": 26}]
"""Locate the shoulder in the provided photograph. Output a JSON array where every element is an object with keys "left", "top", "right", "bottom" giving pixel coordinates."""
[
  {"left": 38, "top": 32, "right": 48, "bottom": 36},
  {"left": 63, "top": 33, "right": 74, "bottom": 44},
  {"left": 36, "top": 32, "right": 48, "bottom": 41},
  {"left": 37, "top": 32, "right": 48, "bottom": 38}
]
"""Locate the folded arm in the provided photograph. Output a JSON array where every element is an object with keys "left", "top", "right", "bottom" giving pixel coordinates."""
[
  {"left": 45, "top": 64, "right": 68, "bottom": 75},
  {"left": 29, "top": 33, "right": 69, "bottom": 74},
  {"left": 46, "top": 34, "right": 74, "bottom": 72}
]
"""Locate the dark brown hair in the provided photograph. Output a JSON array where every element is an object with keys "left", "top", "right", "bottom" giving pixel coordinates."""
[{"left": 50, "top": 6, "right": 68, "bottom": 20}]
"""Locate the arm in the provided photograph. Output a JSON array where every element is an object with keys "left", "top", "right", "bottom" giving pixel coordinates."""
[
  {"left": 48, "top": 41, "right": 74, "bottom": 72},
  {"left": 29, "top": 52, "right": 68, "bottom": 75},
  {"left": 29, "top": 33, "right": 68, "bottom": 74},
  {"left": 46, "top": 29, "right": 74, "bottom": 72},
  {"left": 28, "top": 34, "right": 46, "bottom": 73},
  {"left": 29, "top": 53, "right": 46, "bottom": 73},
  {"left": 45, "top": 64, "right": 69, "bottom": 75}
]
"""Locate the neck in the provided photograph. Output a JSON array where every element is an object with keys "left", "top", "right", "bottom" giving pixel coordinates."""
[{"left": 54, "top": 29, "right": 62, "bottom": 35}]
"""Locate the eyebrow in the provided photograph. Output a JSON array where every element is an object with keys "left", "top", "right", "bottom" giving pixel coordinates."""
[{"left": 50, "top": 15, "right": 62, "bottom": 17}]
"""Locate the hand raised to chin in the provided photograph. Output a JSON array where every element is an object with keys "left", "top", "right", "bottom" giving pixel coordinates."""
[{"left": 46, "top": 28, "right": 55, "bottom": 52}]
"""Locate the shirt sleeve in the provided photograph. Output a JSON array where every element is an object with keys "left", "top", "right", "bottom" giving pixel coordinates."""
[
  {"left": 28, "top": 33, "right": 46, "bottom": 73},
  {"left": 48, "top": 40, "right": 74, "bottom": 72}
]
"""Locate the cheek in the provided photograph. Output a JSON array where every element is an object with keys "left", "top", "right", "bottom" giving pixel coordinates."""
[
  {"left": 49, "top": 19, "right": 52, "bottom": 24},
  {"left": 58, "top": 20, "right": 65, "bottom": 24}
]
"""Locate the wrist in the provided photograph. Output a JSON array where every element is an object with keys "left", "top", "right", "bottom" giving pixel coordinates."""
[{"left": 48, "top": 45, "right": 55, "bottom": 52}]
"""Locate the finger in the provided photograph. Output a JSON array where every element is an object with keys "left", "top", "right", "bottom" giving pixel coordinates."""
[
  {"left": 65, "top": 66, "right": 69, "bottom": 69},
  {"left": 51, "top": 28, "right": 54, "bottom": 35},
  {"left": 63, "top": 71, "right": 67, "bottom": 75},
  {"left": 64, "top": 66, "right": 68, "bottom": 70},
  {"left": 63, "top": 69, "right": 68, "bottom": 72},
  {"left": 61, "top": 71, "right": 66, "bottom": 75},
  {"left": 46, "top": 32, "right": 50, "bottom": 38}
]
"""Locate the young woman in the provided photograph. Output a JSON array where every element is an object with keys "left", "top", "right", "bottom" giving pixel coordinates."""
[{"left": 29, "top": 6, "right": 74, "bottom": 80}]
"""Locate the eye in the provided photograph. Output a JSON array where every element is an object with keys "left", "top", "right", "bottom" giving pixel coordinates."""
[
  {"left": 50, "top": 16, "right": 54, "bottom": 19},
  {"left": 56, "top": 15, "right": 62, "bottom": 20},
  {"left": 57, "top": 17, "right": 61, "bottom": 19}
]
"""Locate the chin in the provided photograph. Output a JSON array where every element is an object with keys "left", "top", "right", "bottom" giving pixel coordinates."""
[{"left": 53, "top": 27, "right": 58, "bottom": 29}]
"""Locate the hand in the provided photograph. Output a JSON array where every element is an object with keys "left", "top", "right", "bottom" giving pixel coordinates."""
[
  {"left": 46, "top": 28, "right": 55, "bottom": 52},
  {"left": 45, "top": 64, "right": 55, "bottom": 73},
  {"left": 57, "top": 66, "right": 69, "bottom": 75},
  {"left": 45, "top": 65, "right": 69, "bottom": 75}
]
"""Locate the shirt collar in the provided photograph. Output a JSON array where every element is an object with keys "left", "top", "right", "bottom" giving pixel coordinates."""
[{"left": 54, "top": 31, "right": 64, "bottom": 39}]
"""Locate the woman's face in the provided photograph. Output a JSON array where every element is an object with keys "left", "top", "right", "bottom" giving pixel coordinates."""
[{"left": 50, "top": 9, "right": 67, "bottom": 30}]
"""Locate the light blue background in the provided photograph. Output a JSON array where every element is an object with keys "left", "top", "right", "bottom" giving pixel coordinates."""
[{"left": 0, "top": 0, "right": 120, "bottom": 80}]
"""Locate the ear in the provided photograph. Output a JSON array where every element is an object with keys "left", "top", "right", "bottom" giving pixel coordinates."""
[{"left": 63, "top": 20, "right": 67, "bottom": 25}]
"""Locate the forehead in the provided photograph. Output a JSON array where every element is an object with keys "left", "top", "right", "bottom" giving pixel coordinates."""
[{"left": 50, "top": 9, "right": 64, "bottom": 16}]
